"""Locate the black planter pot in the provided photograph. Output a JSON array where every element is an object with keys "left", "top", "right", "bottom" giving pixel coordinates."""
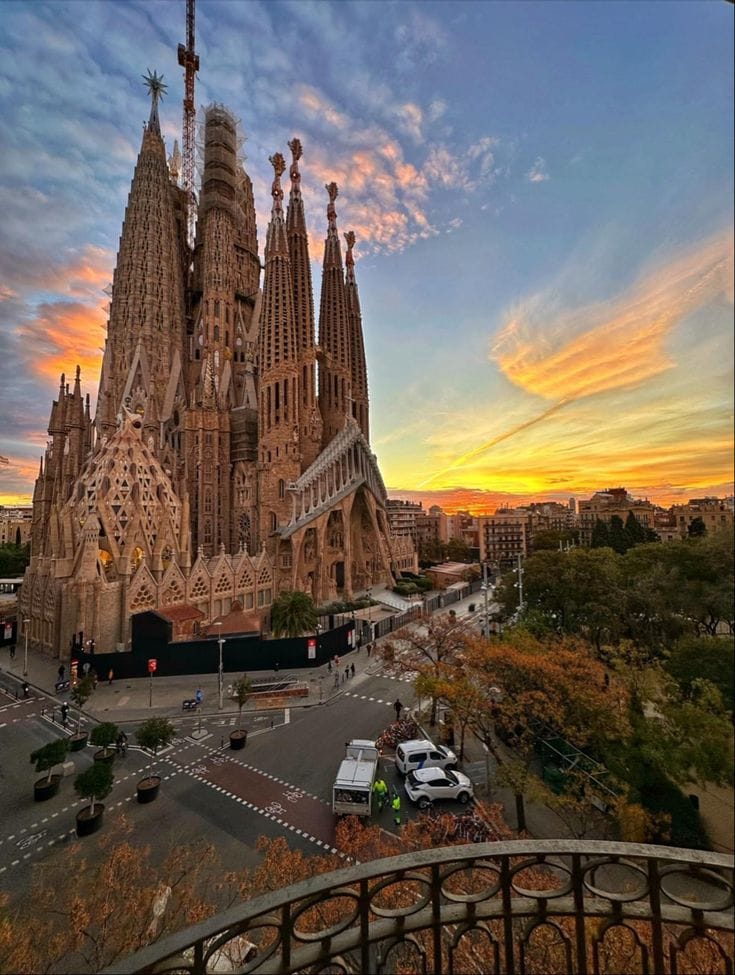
[
  {"left": 76, "top": 803, "right": 104, "bottom": 837},
  {"left": 34, "top": 774, "right": 61, "bottom": 802},
  {"left": 69, "top": 732, "right": 88, "bottom": 752},
  {"left": 229, "top": 730, "right": 247, "bottom": 750},
  {"left": 93, "top": 749, "right": 115, "bottom": 765},
  {"left": 137, "top": 775, "right": 161, "bottom": 804}
]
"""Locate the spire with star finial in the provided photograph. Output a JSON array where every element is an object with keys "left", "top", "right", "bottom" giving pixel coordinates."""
[{"left": 142, "top": 69, "right": 167, "bottom": 134}]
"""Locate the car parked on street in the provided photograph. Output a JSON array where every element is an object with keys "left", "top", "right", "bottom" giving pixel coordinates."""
[
  {"left": 395, "top": 739, "right": 457, "bottom": 775},
  {"left": 404, "top": 767, "right": 474, "bottom": 808}
]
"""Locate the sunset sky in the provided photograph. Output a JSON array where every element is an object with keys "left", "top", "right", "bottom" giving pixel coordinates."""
[{"left": 0, "top": 0, "right": 732, "bottom": 513}]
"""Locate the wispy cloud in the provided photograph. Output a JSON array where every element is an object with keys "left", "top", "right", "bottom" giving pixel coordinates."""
[
  {"left": 492, "top": 232, "right": 733, "bottom": 402},
  {"left": 526, "top": 156, "right": 549, "bottom": 182},
  {"left": 416, "top": 232, "right": 733, "bottom": 489}
]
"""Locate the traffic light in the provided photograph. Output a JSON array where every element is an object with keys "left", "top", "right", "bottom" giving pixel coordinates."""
[{"left": 61, "top": 702, "right": 69, "bottom": 724}]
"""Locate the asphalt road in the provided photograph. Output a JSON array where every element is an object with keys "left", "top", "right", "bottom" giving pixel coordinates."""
[{"left": 0, "top": 660, "right": 470, "bottom": 909}]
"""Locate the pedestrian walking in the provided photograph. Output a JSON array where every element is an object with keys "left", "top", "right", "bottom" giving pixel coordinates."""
[
  {"left": 9, "top": 644, "right": 15, "bottom": 659},
  {"left": 366, "top": 643, "right": 372, "bottom": 658},
  {"left": 394, "top": 698, "right": 403, "bottom": 721},
  {"left": 327, "top": 659, "right": 332, "bottom": 673},
  {"left": 58, "top": 663, "right": 65, "bottom": 680},
  {"left": 392, "top": 790, "right": 401, "bottom": 827},
  {"left": 373, "top": 777, "right": 388, "bottom": 812},
  {"left": 107, "top": 668, "right": 114, "bottom": 685},
  {"left": 350, "top": 662, "right": 355, "bottom": 678}
]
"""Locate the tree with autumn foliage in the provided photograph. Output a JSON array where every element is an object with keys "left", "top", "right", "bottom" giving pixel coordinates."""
[
  {"left": 381, "top": 612, "right": 471, "bottom": 725},
  {"left": 443, "top": 630, "right": 631, "bottom": 831}
]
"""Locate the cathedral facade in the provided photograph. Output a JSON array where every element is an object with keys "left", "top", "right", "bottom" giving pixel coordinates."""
[{"left": 20, "top": 78, "right": 415, "bottom": 660}]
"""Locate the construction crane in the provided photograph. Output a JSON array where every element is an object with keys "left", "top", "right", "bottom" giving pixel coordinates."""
[{"left": 178, "top": 0, "right": 199, "bottom": 250}]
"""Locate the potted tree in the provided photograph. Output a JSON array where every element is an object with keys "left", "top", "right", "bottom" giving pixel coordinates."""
[
  {"left": 74, "top": 761, "right": 113, "bottom": 836},
  {"left": 135, "top": 717, "right": 175, "bottom": 803},
  {"left": 90, "top": 722, "right": 119, "bottom": 764},
  {"left": 31, "top": 738, "right": 70, "bottom": 801},
  {"left": 69, "top": 675, "right": 95, "bottom": 751},
  {"left": 229, "top": 675, "right": 252, "bottom": 749}
]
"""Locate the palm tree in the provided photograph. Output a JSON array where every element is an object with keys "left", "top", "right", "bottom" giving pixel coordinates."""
[{"left": 270, "top": 590, "right": 318, "bottom": 637}]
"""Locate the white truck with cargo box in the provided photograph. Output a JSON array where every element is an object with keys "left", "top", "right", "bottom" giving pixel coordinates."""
[{"left": 332, "top": 739, "right": 380, "bottom": 817}]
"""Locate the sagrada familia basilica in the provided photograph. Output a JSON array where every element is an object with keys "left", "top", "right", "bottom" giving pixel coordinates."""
[{"left": 20, "top": 39, "right": 415, "bottom": 660}]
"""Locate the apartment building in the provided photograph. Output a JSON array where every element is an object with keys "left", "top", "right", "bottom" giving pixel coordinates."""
[
  {"left": 577, "top": 488, "right": 657, "bottom": 547},
  {"left": 670, "top": 498, "right": 734, "bottom": 538},
  {"left": 0, "top": 506, "right": 32, "bottom": 547}
]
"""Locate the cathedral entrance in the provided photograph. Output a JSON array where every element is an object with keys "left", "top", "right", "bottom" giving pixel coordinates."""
[{"left": 335, "top": 561, "right": 345, "bottom": 590}]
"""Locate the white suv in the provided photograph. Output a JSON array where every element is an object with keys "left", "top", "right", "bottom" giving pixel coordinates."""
[
  {"left": 405, "top": 768, "right": 474, "bottom": 808},
  {"left": 395, "top": 739, "right": 457, "bottom": 775}
]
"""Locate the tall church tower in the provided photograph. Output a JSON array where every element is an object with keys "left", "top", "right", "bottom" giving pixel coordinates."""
[
  {"left": 286, "top": 138, "right": 321, "bottom": 470},
  {"left": 95, "top": 73, "right": 186, "bottom": 451},
  {"left": 257, "top": 153, "right": 301, "bottom": 543},
  {"left": 186, "top": 105, "right": 260, "bottom": 555},
  {"left": 344, "top": 231, "right": 369, "bottom": 442},
  {"left": 317, "top": 183, "right": 352, "bottom": 448}
]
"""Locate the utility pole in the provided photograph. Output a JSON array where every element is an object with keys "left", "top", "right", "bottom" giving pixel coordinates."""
[
  {"left": 178, "top": 0, "right": 199, "bottom": 249},
  {"left": 516, "top": 553, "right": 524, "bottom": 613}
]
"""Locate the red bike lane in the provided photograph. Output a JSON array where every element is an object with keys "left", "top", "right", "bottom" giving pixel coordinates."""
[{"left": 199, "top": 754, "right": 338, "bottom": 849}]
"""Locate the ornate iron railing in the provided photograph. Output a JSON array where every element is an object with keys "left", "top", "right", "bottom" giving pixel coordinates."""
[{"left": 104, "top": 839, "right": 734, "bottom": 975}]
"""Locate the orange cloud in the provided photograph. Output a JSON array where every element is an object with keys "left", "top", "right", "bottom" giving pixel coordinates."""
[
  {"left": 418, "top": 232, "right": 733, "bottom": 488},
  {"left": 492, "top": 232, "right": 733, "bottom": 402},
  {"left": 19, "top": 299, "right": 105, "bottom": 386}
]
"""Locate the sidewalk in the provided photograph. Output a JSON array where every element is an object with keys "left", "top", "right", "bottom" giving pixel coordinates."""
[{"left": 0, "top": 638, "right": 378, "bottom": 724}]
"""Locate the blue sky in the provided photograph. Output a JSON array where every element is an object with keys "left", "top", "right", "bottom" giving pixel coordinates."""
[{"left": 0, "top": 0, "right": 732, "bottom": 511}]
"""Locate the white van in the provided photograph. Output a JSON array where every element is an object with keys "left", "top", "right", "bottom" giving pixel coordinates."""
[
  {"left": 395, "top": 739, "right": 457, "bottom": 776},
  {"left": 332, "top": 739, "right": 380, "bottom": 816}
]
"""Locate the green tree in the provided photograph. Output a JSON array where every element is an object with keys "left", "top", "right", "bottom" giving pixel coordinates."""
[
  {"left": 71, "top": 674, "right": 95, "bottom": 732},
  {"left": 90, "top": 722, "right": 120, "bottom": 759},
  {"left": 664, "top": 635, "right": 734, "bottom": 712},
  {"left": 74, "top": 761, "right": 114, "bottom": 815},
  {"left": 590, "top": 519, "right": 610, "bottom": 548},
  {"left": 688, "top": 516, "right": 707, "bottom": 537},
  {"left": 443, "top": 537, "right": 471, "bottom": 562},
  {"left": 0, "top": 543, "right": 30, "bottom": 575},
  {"left": 531, "top": 528, "right": 578, "bottom": 551},
  {"left": 624, "top": 511, "right": 647, "bottom": 546},
  {"left": 608, "top": 515, "right": 629, "bottom": 554},
  {"left": 232, "top": 675, "right": 253, "bottom": 731},
  {"left": 270, "top": 590, "right": 318, "bottom": 637},
  {"left": 136, "top": 717, "right": 176, "bottom": 785},
  {"left": 31, "top": 739, "right": 70, "bottom": 784}
]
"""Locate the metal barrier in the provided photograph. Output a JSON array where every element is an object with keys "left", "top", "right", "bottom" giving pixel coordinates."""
[{"left": 103, "top": 839, "right": 733, "bottom": 975}]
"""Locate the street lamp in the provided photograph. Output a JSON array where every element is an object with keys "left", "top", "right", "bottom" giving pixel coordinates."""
[
  {"left": 366, "top": 588, "right": 372, "bottom": 642},
  {"left": 480, "top": 562, "right": 490, "bottom": 637},
  {"left": 214, "top": 621, "right": 224, "bottom": 711},
  {"left": 22, "top": 618, "right": 30, "bottom": 676}
]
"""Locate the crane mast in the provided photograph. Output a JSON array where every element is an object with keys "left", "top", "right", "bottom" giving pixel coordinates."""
[{"left": 177, "top": 0, "right": 199, "bottom": 250}]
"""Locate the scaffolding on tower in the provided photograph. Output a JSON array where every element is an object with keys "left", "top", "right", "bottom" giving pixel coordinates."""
[{"left": 178, "top": 0, "right": 199, "bottom": 250}]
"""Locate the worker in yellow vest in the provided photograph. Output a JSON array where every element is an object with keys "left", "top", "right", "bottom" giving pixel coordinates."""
[
  {"left": 392, "top": 790, "right": 401, "bottom": 827},
  {"left": 373, "top": 777, "right": 388, "bottom": 812}
]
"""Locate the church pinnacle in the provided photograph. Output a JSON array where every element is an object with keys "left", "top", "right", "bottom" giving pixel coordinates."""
[
  {"left": 317, "top": 181, "right": 352, "bottom": 447},
  {"left": 142, "top": 69, "right": 167, "bottom": 134}
]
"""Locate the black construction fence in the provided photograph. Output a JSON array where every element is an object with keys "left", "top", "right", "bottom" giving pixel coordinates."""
[{"left": 71, "top": 612, "right": 357, "bottom": 682}]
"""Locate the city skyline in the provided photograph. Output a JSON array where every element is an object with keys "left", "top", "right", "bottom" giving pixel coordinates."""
[{"left": 0, "top": 0, "right": 732, "bottom": 514}]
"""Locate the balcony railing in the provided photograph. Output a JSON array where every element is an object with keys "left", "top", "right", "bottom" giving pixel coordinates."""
[{"left": 104, "top": 839, "right": 734, "bottom": 975}]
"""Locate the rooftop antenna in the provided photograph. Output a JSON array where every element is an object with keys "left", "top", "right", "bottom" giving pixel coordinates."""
[{"left": 178, "top": 0, "right": 199, "bottom": 249}]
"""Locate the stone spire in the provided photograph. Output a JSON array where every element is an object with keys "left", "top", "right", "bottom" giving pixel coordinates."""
[
  {"left": 97, "top": 75, "right": 186, "bottom": 443},
  {"left": 344, "top": 231, "right": 369, "bottom": 442},
  {"left": 257, "top": 151, "right": 302, "bottom": 540},
  {"left": 286, "top": 137, "right": 320, "bottom": 470},
  {"left": 317, "top": 182, "right": 352, "bottom": 448}
]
